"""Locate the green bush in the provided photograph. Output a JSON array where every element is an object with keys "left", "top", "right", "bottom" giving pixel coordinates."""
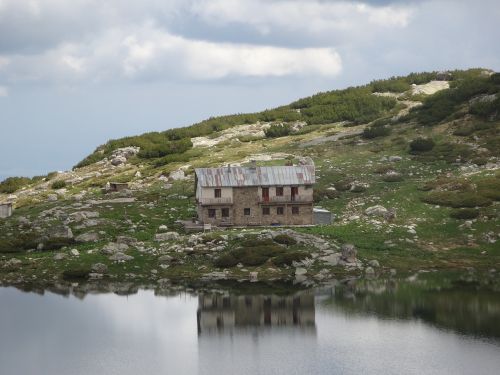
[
  {"left": 449, "top": 208, "right": 480, "bottom": 220},
  {"left": 421, "top": 191, "right": 492, "bottom": 208},
  {"left": 273, "top": 234, "right": 297, "bottom": 246},
  {"left": 272, "top": 251, "right": 308, "bottom": 266},
  {"left": 0, "top": 177, "right": 32, "bottom": 194},
  {"left": 0, "top": 233, "right": 40, "bottom": 253},
  {"left": 313, "top": 187, "right": 340, "bottom": 202},
  {"left": 382, "top": 173, "right": 404, "bottom": 182},
  {"left": 44, "top": 237, "right": 75, "bottom": 251},
  {"left": 334, "top": 179, "right": 353, "bottom": 191},
  {"left": 62, "top": 269, "right": 91, "bottom": 281},
  {"left": 265, "top": 123, "right": 291, "bottom": 138},
  {"left": 214, "top": 254, "right": 239, "bottom": 268},
  {"left": 362, "top": 125, "right": 391, "bottom": 139},
  {"left": 409, "top": 138, "right": 435, "bottom": 152},
  {"left": 477, "top": 177, "right": 500, "bottom": 201},
  {"left": 239, "top": 253, "right": 269, "bottom": 266},
  {"left": 51, "top": 180, "right": 67, "bottom": 189}
]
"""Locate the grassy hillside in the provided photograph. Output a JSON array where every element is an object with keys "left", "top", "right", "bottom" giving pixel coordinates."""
[{"left": 1, "top": 68, "right": 499, "bottom": 287}]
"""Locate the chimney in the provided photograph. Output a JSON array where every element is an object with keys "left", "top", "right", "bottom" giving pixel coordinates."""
[{"left": 249, "top": 160, "right": 257, "bottom": 170}]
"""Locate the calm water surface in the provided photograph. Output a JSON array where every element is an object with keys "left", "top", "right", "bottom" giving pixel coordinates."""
[{"left": 1, "top": 278, "right": 499, "bottom": 375}]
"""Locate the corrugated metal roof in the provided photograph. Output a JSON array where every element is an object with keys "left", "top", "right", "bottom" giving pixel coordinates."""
[{"left": 195, "top": 165, "right": 315, "bottom": 187}]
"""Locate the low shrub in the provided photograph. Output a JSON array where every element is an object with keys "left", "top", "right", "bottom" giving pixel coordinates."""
[
  {"left": 0, "top": 233, "right": 40, "bottom": 253},
  {"left": 334, "top": 179, "right": 353, "bottom": 191},
  {"left": 382, "top": 173, "right": 404, "bottom": 182},
  {"left": 44, "top": 237, "right": 75, "bottom": 251},
  {"left": 409, "top": 138, "right": 435, "bottom": 152},
  {"left": 265, "top": 123, "right": 291, "bottom": 138},
  {"left": 471, "top": 157, "right": 488, "bottom": 166},
  {"left": 313, "top": 187, "right": 340, "bottom": 202},
  {"left": 373, "top": 165, "right": 395, "bottom": 174},
  {"left": 62, "top": 268, "right": 91, "bottom": 281},
  {"left": 214, "top": 254, "right": 239, "bottom": 268},
  {"left": 272, "top": 251, "right": 308, "bottom": 266},
  {"left": 421, "top": 191, "right": 492, "bottom": 208},
  {"left": 477, "top": 177, "right": 500, "bottom": 201},
  {"left": 273, "top": 234, "right": 297, "bottom": 246},
  {"left": 449, "top": 208, "right": 480, "bottom": 220},
  {"left": 239, "top": 253, "right": 269, "bottom": 266},
  {"left": 51, "top": 180, "right": 67, "bottom": 189},
  {"left": 0, "top": 177, "right": 32, "bottom": 194},
  {"left": 362, "top": 125, "right": 391, "bottom": 139}
]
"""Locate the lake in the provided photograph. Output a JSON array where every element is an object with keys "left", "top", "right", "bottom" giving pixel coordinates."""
[{"left": 1, "top": 276, "right": 499, "bottom": 375}]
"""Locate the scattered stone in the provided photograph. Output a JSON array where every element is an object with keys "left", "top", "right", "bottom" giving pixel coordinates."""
[
  {"left": 388, "top": 156, "right": 402, "bottom": 162},
  {"left": 101, "top": 242, "right": 129, "bottom": 255},
  {"left": 365, "top": 266, "right": 375, "bottom": 276},
  {"left": 295, "top": 267, "right": 307, "bottom": 276},
  {"left": 341, "top": 244, "right": 357, "bottom": 263},
  {"left": 169, "top": 170, "right": 186, "bottom": 181},
  {"left": 47, "top": 194, "right": 58, "bottom": 202},
  {"left": 155, "top": 232, "right": 180, "bottom": 241},
  {"left": 365, "top": 205, "right": 388, "bottom": 217},
  {"left": 390, "top": 268, "right": 397, "bottom": 276},
  {"left": 320, "top": 253, "right": 340, "bottom": 266},
  {"left": 368, "top": 259, "right": 380, "bottom": 268},
  {"left": 48, "top": 225, "right": 73, "bottom": 239},
  {"left": 158, "top": 255, "right": 173, "bottom": 264},
  {"left": 158, "top": 225, "right": 168, "bottom": 232},
  {"left": 4, "top": 258, "right": 22, "bottom": 269},
  {"left": 70, "top": 249, "right": 80, "bottom": 257},
  {"left": 91, "top": 263, "right": 108, "bottom": 274},
  {"left": 109, "top": 252, "right": 134, "bottom": 262},
  {"left": 249, "top": 272, "right": 258, "bottom": 281},
  {"left": 53, "top": 253, "right": 67, "bottom": 261},
  {"left": 75, "top": 232, "right": 99, "bottom": 243}
]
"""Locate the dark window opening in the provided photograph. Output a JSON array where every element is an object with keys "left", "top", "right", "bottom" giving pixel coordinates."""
[
  {"left": 244, "top": 208, "right": 251, "bottom": 216},
  {"left": 292, "top": 206, "right": 299, "bottom": 215},
  {"left": 262, "top": 207, "right": 270, "bottom": 215},
  {"left": 277, "top": 206, "right": 284, "bottom": 215},
  {"left": 262, "top": 187, "right": 269, "bottom": 202},
  {"left": 208, "top": 209, "right": 216, "bottom": 218},
  {"left": 214, "top": 189, "right": 221, "bottom": 198},
  {"left": 221, "top": 208, "right": 229, "bottom": 217},
  {"left": 276, "top": 187, "right": 284, "bottom": 196}
]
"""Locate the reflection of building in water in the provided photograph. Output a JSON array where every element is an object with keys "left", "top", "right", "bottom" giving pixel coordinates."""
[{"left": 197, "top": 293, "right": 315, "bottom": 334}]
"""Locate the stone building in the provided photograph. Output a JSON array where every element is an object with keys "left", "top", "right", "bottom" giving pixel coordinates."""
[
  {"left": 194, "top": 163, "right": 315, "bottom": 226},
  {"left": 0, "top": 202, "right": 13, "bottom": 218}
]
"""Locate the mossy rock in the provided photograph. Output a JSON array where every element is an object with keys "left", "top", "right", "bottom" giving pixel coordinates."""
[
  {"left": 272, "top": 251, "right": 308, "bottom": 266},
  {"left": 421, "top": 191, "right": 491, "bottom": 208},
  {"left": 62, "top": 268, "right": 91, "bottom": 281},
  {"left": 449, "top": 208, "right": 480, "bottom": 220},
  {"left": 273, "top": 234, "right": 297, "bottom": 246}
]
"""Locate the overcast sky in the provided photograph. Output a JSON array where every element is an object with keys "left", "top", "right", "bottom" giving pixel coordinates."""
[{"left": 0, "top": 0, "right": 499, "bottom": 179}]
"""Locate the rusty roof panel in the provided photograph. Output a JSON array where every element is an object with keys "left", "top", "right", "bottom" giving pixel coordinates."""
[{"left": 195, "top": 166, "right": 315, "bottom": 187}]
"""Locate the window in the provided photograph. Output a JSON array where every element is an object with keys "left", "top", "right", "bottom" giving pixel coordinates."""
[
  {"left": 208, "top": 209, "right": 216, "bottom": 218},
  {"left": 276, "top": 187, "right": 284, "bottom": 196},
  {"left": 262, "top": 207, "right": 270, "bottom": 215},
  {"left": 221, "top": 208, "right": 229, "bottom": 217},
  {"left": 292, "top": 206, "right": 299, "bottom": 215},
  {"left": 277, "top": 206, "right": 284, "bottom": 215},
  {"left": 244, "top": 208, "right": 251, "bottom": 216},
  {"left": 214, "top": 189, "right": 221, "bottom": 198}
]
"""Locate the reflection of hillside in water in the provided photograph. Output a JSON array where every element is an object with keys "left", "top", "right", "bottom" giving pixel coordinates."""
[
  {"left": 197, "top": 293, "right": 315, "bottom": 335},
  {"left": 321, "top": 278, "right": 500, "bottom": 339}
]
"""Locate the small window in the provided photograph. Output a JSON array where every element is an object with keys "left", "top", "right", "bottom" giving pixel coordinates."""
[
  {"left": 208, "top": 209, "right": 216, "bottom": 218},
  {"left": 262, "top": 207, "right": 270, "bottom": 215},
  {"left": 214, "top": 189, "right": 221, "bottom": 198},
  {"left": 276, "top": 187, "right": 284, "bottom": 196},
  {"left": 221, "top": 208, "right": 229, "bottom": 217},
  {"left": 277, "top": 206, "right": 284, "bottom": 215},
  {"left": 292, "top": 206, "right": 299, "bottom": 215},
  {"left": 244, "top": 208, "right": 251, "bottom": 216}
]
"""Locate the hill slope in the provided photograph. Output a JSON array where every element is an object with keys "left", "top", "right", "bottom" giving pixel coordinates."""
[{"left": 1, "top": 68, "right": 499, "bottom": 287}]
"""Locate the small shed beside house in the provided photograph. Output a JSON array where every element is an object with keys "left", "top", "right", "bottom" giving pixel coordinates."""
[
  {"left": 0, "top": 203, "right": 13, "bottom": 219},
  {"left": 313, "top": 207, "right": 333, "bottom": 225}
]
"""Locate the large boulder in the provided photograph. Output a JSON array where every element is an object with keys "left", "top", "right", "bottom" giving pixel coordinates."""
[
  {"left": 341, "top": 244, "right": 357, "bottom": 263},
  {"left": 169, "top": 170, "right": 186, "bottom": 181},
  {"left": 48, "top": 225, "right": 73, "bottom": 239},
  {"left": 365, "top": 205, "right": 388, "bottom": 217},
  {"left": 91, "top": 263, "right": 108, "bottom": 274}
]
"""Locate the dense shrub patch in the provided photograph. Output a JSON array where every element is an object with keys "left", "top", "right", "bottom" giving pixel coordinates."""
[
  {"left": 273, "top": 234, "right": 297, "bottom": 246},
  {"left": 449, "top": 208, "right": 480, "bottom": 220},
  {"left": 409, "top": 138, "right": 435, "bottom": 152},
  {"left": 421, "top": 191, "right": 491, "bottom": 208},
  {"left": 265, "top": 124, "right": 291, "bottom": 138},
  {"left": 0, "top": 177, "right": 32, "bottom": 194},
  {"left": 272, "top": 251, "right": 308, "bottom": 266},
  {"left": 51, "top": 180, "right": 67, "bottom": 189},
  {"left": 62, "top": 268, "right": 91, "bottom": 281}
]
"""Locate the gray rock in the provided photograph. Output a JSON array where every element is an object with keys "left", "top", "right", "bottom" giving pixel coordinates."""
[
  {"left": 169, "top": 170, "right": 186, "bottom": 181},
  {"left": 116, "top": 236, "right": 138, "bottom": 245},
  {"left": 47, "top": 194, "right": 58, "bottom": 202},
  {"left": 91, "top": 263, "right": 108, "bottom": 274},
  {"left": 341, "top": 244, "right": 357, "bottom": 263},
  {"left": 111, "top": 156, "right": 127, "bottom": 166},
  {"left": 249, "top": 272, "right": 258, "bottom": 281},
  {"left": 75, "top": 232, "right": 99, "bottom": 243},
  {"left": 365, "top": 205, "right": 388, "bottom": 217},
  {"left": 158, "top": 225, "right": 168, "bottom": 232},
  {"left": 155, "top": 232, "right": 180, "bottom": 241},
  {"left": 53, "top": 253, "right": 67, "bottom": 261},
  {"left": 388, "top": 155, "right": 402, "bottom": 162},
  {"left": 70, "top": 248, "right": 80, "bottom": 257},
  {"left": 295, "top": 267, "right": 307, "bottom": 276},
  {"left": 365, "top": 266, "right": 375, "bottom": 276},
  {"left": 5, "top": 258, "right": 22, "bottom": 268},
  {"left": 48, "top": 225, "right": 73, "bottom": 239},
  {"left": 109, "top": 252, "right": 134, "bottom": 262},
  {"left": 321, "top": 253, "right": 340, "bottom": 266},
  {"left": 101, "top": 242, "right": 129, "bottom": 255},
  {"left": 158, "top": 255, "right": 173, "bottom": 264},
  {"left": 368, "top": 259, "right": 380, "bottom": 268}
]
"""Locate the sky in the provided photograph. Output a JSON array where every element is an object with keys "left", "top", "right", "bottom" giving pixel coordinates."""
[{"left": 0, "top": 0, "right": 499, "bottom": 179}]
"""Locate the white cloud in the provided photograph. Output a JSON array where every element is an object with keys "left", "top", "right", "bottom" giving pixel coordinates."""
[
  {"left": 0, "top": 85, "right": 8, "bottom": 97},
  {"left": 191, "top": 0, "right": 414, "bottom": 34},
  {"left": 0, "top": 24, "right": 342, "bottom": 84}
]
